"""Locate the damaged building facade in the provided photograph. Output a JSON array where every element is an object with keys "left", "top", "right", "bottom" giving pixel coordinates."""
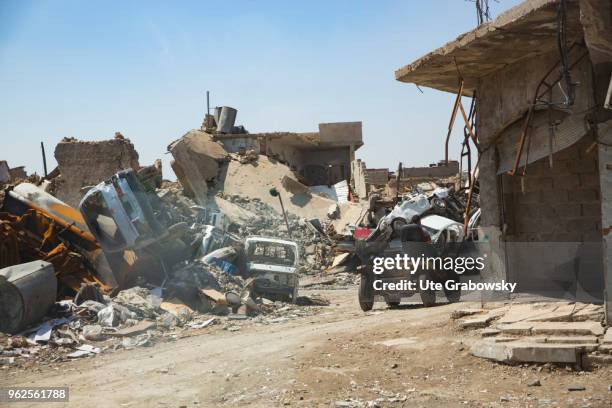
[
  {"left": 215, "top": 121, "right": 363, "bottom": 186},
  {"left": 396, "top": 0, "right": 612, "bottom": 322}
]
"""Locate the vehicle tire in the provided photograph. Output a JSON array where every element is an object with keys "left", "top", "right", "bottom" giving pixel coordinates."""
[
  {"left": 444, "top": 271, "right": 461, "bottom": 303},
  {"left": 418, "top": 272, "right": 436, "bottom": 307},
  {"left": 386, "top": 301, "right": 400, "bottom": 308},
  {"left": 358, "top": 272, "right": 374, "bottom": 312}
]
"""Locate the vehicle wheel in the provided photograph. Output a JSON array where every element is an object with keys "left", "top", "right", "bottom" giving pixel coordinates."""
[
  {"left": 444, "top": 271, "right": 461, "bottom": 303},
  {"left": 386, "top": 301, "right": 400, "bottom": 308},
  {"left": 358, "top": 272, "right": 373, "bottom": 312},
  {"left": 418, "top": 272, "right": 436, "bottom": 307}
]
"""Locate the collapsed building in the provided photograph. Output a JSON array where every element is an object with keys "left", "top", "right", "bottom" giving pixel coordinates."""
[
  {"left": 351, "top": 159, "right": 461, "bottom": 200},
  {"left": 215, "top": 121, "right": 363, "bottom": 186},
  {"left": 0, "top": 103, "right": 366, "bottom": 365},
  {"left": 395, "top": 0, "right": 612, "bottom": 323}
]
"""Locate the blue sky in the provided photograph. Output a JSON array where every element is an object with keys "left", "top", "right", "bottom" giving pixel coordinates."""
[{"left": 0, "top": 0, "right": 522, "bottom": 178}]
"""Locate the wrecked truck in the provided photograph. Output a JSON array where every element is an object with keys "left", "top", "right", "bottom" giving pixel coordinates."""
[
  {"left": 245, "top": 237, "right": 300, "bottom": 303},
  {"left": 353, "top": 218, "right": 461, "bottom": 311}
]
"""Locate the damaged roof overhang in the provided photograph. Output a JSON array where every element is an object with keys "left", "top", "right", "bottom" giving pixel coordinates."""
[{"left": 394, "top": 0, "right": 583, "bottom": 95}]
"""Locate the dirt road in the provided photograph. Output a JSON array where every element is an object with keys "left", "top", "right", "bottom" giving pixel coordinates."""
[{"left": 3, "top": 288, "right": 611, "bottom": 407}]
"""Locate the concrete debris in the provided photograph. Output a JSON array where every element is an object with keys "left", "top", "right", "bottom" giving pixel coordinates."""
[
  {"left": 168, "top": 129, "right": 228, "bottom": 204},
  {"left": 460, "top": 302, "right": 608, "bottom": 367}
]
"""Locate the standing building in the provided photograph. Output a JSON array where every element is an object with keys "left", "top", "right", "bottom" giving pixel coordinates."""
[{"left": 395, "top": 0, "right": 612, "bottom": 322}]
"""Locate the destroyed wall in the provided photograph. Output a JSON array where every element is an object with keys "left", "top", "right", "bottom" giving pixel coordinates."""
[
  {"left": 401, "top": 161, "right": 459, "bottom": 178},
  {"left": 262, "top": 136, "right": 352, "bottom": 186},
  {"left": 351, "top": 159, "right": 369, "bottom": 199},
  {"left": 168, "top": 130, "right": 228, "bottom": 205},
  {"left": 299, "top": 147, "right": 351, "bottom": 185},
  {"left": 365, "top": 168, "right": 389, "bottom": 186},
  {"left": 0, "top": 161, "right": 10, "bottom": 183},
  {"left": 216, "top": 134, "right": 260, "bottom": 154},
  {"left": 54, "top": 138, "right": 140, "bottom": 207},
  {"left": 318, "top": 122, "right": 362, "bottom": 147}
]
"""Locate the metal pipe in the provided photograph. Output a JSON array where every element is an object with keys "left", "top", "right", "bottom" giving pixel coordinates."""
[
  {"left": 277, "top": 194, "right": 292, "bottom": 239},
  {"left": 445, "top": 80, "right": 464, "bottom": 164},
  {"left": 269, "top": 187, "right": 292, "bottom": 238},
  {"left": 41, "top": 142, "right": 48, "bottom": 178},
  {"left": 395, "top": 162, "right": 402, "bottom": 203}
]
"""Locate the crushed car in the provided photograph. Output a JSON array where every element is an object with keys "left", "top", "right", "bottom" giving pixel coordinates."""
[{"left": 244, "top": 237, "right": 300, "bottom": 303}]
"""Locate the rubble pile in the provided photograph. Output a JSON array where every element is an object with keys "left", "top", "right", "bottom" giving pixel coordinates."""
[
  {"left": 0, "top": 279, "right": 330, "bottom": 368},
  {"left": 217, "top": 194, "right": 335, "bottom": 271}
]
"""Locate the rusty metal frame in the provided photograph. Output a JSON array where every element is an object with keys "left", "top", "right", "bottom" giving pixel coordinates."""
[
  {"left": 507, "top": 45, "right": 586, "bottom": 176},
  {"left": 444, "top": 80, "right": 464, "bottom": 165}
]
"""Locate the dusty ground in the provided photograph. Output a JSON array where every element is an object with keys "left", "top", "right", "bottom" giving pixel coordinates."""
[{"left": 2, "top": 288, "right": 611, "bottom": 408}]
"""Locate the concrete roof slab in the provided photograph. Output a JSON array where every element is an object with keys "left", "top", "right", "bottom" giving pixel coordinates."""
[{"left": 394, "top": 0, "right": 583, "bottom": 95}]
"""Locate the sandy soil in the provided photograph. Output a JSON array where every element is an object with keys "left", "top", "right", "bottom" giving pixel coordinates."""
[{"left": 2, "top": 289, "right": 611, "bottom": 408}]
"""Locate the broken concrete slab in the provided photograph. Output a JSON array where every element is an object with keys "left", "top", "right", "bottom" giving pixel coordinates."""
[
  {"left": 496, "top": 322, "right": 534, "bottom": 336},
  {"left": 531, "top": 336, "right": 599, "bottom": 345},
  {"left": 497, "top": 303, "right": 567, "bottom": 325},
  {"left": 471, "top": 340, "right": 581, "bottom": 364},
  {"left": 523, "top": 303, "right": 587, "bottom": 322},
  {"left": 168, "top": 130, "right": 228, "bottom": 204},
  {"left": 530, "top": 322, "right": 605, "bottom": 336},
  {"left": 479, "top": 328, "right": 502, "bottom": 337},
  {"left": 459, "top": 314, "right": 497, "bottom": 329}
]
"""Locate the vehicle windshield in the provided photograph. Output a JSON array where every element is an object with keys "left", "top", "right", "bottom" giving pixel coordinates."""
[{"left": 247, "top": 241, "right": 297, "bottom": 267}]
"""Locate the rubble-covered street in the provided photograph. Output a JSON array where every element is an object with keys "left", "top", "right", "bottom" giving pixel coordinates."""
[
  {"left": 4, "top": 290, "right": 612, "bottom": 407},
  {"left": 2, "top": 0, "right": 612, "bottom": 406}
]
